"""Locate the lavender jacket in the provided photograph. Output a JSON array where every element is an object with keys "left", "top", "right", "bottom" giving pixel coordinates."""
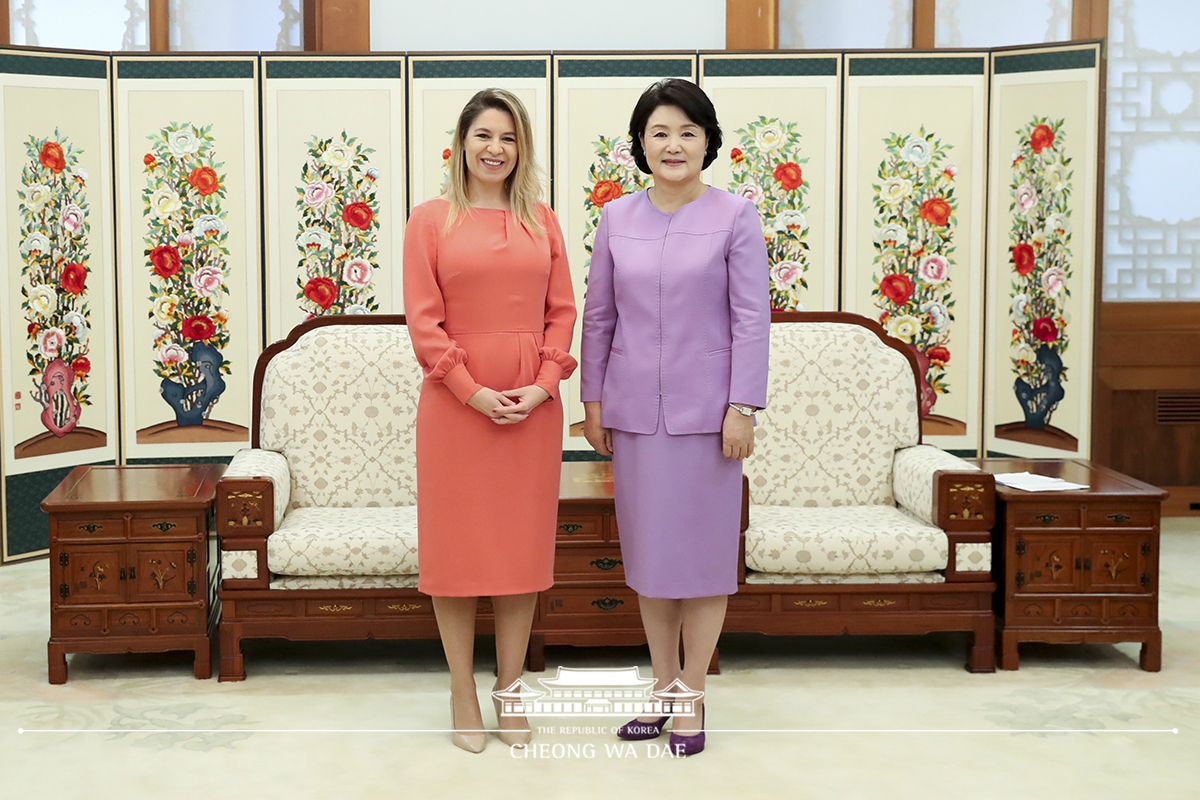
[{"left": 580, "top": 188, "right": 770, "bottom": 435}]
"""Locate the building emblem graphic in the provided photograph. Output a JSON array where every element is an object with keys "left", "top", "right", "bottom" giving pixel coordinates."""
[{"left": 492, "top": 667, "right": 703, "bottom": 717}]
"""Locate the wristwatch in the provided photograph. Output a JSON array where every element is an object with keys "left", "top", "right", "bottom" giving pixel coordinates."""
[{"left": 729, "top": 403, "right": 756, "bottom": 417}]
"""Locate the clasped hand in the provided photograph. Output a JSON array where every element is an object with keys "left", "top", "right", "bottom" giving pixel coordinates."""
[{"left": 467, "top": 385, "right": 550, "bottom": 425}]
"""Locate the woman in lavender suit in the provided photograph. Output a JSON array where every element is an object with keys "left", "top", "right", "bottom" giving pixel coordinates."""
[{"left": 581, "top": 79, "right": 770, "bottom": 755}]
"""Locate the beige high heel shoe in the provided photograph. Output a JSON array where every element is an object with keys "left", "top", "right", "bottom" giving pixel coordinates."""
[
  {"left": 492, "top": 691, "right": 532, "bottom": 747},
  {"left": 450, "top": 695, "right": 486, "bottom": 753}
]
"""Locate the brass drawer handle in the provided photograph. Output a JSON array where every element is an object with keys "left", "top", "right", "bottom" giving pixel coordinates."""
[
  {"left": 590, "top": 597, "right": 625, "bottom": 611},
  {"left": 317, "top": 604, "right": 354, "bottom": 612},
  {"left": 1107, "top": 513, "right": 1131, "bottom": 524},
  {"left": 151, "top": 521, "right": 178, "bottom": 532},
  {"left": 559, "top": 523, "right": 583, "bottom": 533},
  {"left": 589, "top": 558, "right": 622, "bottom": 571},
  {"left": 78, "top": 523, "right": 100, "bottom": 533},
  {"left": 793, "top": 599, "right": 828, "bottom": 608},
  {"left": 1035, "top": 514, "right": 1059, "bottom": 525}
]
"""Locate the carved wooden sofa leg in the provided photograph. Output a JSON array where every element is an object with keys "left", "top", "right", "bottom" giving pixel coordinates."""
[
  {"left": 967, "top": 614, "right": 996, "bottom": 673},
  {"left": 527, "top": 632, "right": 547, "bottom": 672},
  {"left": 219, "top": 621, "right": 245, "bottom": 682}
]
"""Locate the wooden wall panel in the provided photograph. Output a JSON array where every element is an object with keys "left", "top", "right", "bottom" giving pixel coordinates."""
[
  {"left": 304, "top": 0, "right": 371, "bottom": 53},
  {"left": 1072, "top": 0, "right": 1109, "bottom": 41},
  {"left": 726, "top": 0, "right": 778, "bottom": 49},
  {"left": 1094, "top": 301, "right": 1200, "bottom": 516},
  {"left": 913, "top": 0, "right": 936, "bottom": 49}
]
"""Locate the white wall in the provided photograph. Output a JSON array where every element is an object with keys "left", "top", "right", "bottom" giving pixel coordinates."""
[{"left": 370, "top": 0, "right": 726, "bottom": 52}]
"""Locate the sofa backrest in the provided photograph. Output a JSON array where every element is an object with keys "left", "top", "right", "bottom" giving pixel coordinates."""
[
  {"left": 745, "top": 317, "right": 921, "bottom": 508},
  {"left": 258, "top": 321, "right": 422, "bottom": 509}
]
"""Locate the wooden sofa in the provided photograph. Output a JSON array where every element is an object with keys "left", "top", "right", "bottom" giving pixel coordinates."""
[
  {"left": 724, "top": 312, "right": 997, "bottom": 672},
  {"left": 217, "top": 312, "right": 995, "bottom": 680},
  {"left": 215, "top": 315, "right": 462, "bottom": 681}
]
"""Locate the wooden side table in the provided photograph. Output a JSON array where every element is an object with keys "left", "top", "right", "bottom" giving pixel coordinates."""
[
  {"left": 530, "top": 461, "right": 641, "bottom": 671},
  {"left": 529, "top": 461, "right": 728, "bottom": 674},
  {"left": 42, "top": 464, "right": 225, "bottom": 683},
  {"left": 973, "top": 458, "right": 1167, "bottom": 671}
]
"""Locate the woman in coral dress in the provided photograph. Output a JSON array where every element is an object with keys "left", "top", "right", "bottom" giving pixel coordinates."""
[{"left": 403, "top": 89, "right": 576, "bottom": 753}]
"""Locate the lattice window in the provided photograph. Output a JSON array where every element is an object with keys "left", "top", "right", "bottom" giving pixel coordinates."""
[{"left": 1104, "top": 0, "right": 1200, "bottom": 299}]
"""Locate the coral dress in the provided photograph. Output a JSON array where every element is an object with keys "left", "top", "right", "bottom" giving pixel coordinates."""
[{"left": 403, "top": 198, "right": 577, "bottom": 597}]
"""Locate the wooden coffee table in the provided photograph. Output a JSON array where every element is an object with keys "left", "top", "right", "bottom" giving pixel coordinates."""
[
  {"left": 42, "top": 464, "right": 225, "bottom": 683},
  {"left": 973, "top": 458, "right": 1167, "bottom": 671}
]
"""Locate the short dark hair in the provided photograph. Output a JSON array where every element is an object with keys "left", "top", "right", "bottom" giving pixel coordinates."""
[{"left": 628, "top": 78, "right": 722, "bottom": 174}]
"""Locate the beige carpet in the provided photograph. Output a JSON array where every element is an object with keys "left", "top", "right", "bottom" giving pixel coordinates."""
[{"left": 2, "top": 520, "right": 1198, "bottom": 799}]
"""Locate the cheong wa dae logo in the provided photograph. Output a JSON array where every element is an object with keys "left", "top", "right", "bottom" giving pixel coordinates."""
[{"left": 492, "top": 666, "right": 702, "bottom": 717}]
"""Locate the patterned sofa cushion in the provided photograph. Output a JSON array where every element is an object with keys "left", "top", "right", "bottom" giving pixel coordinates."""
[
  {"left": 746, "top": 322, "right": 920, "bottom": 508},
  {"left": 744, "top": 571, "right": 945, "bottom": 585},
  {"left": 270, "top": 574, "right": 420, "bottom": 590},
  {"left": 745, "top": 503, "right": 948, "bottom": 575},
  {"left": 259, "top": 325, "right": 423, "bottom": 510},
  {"left": 267, "top": 506, "right": 419, "bottom": 576}
]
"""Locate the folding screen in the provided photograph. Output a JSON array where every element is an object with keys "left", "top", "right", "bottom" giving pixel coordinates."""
[
  {"left": 113, "top": 55, "right": 262, "bottom": 462},
  {"left": 843, "top": 52, "right": 989, "bottom": 454},
  {"left": 261, "top": 55, "right": 407, "bottom": 342},
  {"left": 408, "top": 54, "right": 551, "bottom": 209},
  {"left": 553, "top": 53, "right": 697, "bottom": 450},
  {"left": 0, "top": 49, "right": 117, "bottom": 562},
  {"left": 984, "top": 42, "right": 1102, "bottom": 459},
  {"left": 699, "top": 52, "right": 841, "bottom": 312}
]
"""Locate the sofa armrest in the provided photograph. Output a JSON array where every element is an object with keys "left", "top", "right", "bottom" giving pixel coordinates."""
[
  {"left": 216, "top": 449, "right": 289, "bottom": 590},
  {"left": 224, "top": 448, "right": 290, "bottom": 524},
  {"left": 893, "top": 445, "right": 994, "bottom": 531}
]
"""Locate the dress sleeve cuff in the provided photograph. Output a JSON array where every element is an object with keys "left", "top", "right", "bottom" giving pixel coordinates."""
[
  {"left": 443, "top": 363, "right": 482, "bottom": 405},
  {"left": 534, "top": 360, "right": 565, "bottom": 401}
]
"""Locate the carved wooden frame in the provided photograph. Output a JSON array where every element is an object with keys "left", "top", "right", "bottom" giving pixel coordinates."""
[{"left": 719, "top": 311, "right": 998, "bottom": 673}]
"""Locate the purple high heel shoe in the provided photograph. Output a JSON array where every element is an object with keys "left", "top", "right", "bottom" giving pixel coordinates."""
[
  {"left": 617, "top": 715, "right": 670, "bottom": 740},
  {"left": 668, "top": 707, "right": 705, "bottom": 756}
]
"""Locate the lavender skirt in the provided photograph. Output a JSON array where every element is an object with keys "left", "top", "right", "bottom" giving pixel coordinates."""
[{"left": 610, "top": 407, "right": 742, "bottom": 599}]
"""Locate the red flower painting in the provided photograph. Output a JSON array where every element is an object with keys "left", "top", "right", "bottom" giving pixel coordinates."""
[
  {"left": 303, "top": 277, "right": 339, "bottom": 310},
  {"left": 1030, "top": 124, "right": 1055, "bottom": 154},
  {"left": 342, "top": 201, "right": 374, "bottom": 230},
  {"left": 39, "top": 141, "right": 66, "bottom": 173},
  {"left": 772, "top": 162, "right": 803, "bottom": 191},
  {"left": 879, "top": 273, "right": 915, "bottom": 305},
  {"left": 589, "top": 180, "right": 623, "bottom": 207}
]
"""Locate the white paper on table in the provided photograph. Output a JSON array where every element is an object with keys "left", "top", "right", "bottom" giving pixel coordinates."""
[{"left": 992, "top": 472, "right": 1090, "bottom": 492}]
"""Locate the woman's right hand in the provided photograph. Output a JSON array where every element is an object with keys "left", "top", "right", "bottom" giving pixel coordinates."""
[
  {"left": 467, "top": 387, "right": 518, "bottom": 422},
  {"left": 583, "top": 401, "right": 612, "bottom": 456}
]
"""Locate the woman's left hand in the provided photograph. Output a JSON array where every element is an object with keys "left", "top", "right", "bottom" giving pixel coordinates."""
[
  {"left": 495, "top": 385, "right": 551, "bottom": 425},
  {"left": 722, "top": 406, "right": 755, "bottom": 460}
]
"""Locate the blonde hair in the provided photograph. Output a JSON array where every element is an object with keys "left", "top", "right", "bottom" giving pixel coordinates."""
[{"left": 444, "top": 88, "right": 544, "bottom": 236}]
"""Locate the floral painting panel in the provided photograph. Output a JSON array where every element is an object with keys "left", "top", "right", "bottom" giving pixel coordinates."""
[
  {"left": 985, "top": 64, "right": 1099, "bottom": 459},
  {"left": 2, "top": 82, "right": 115, "bottom": 471},
  {"left": 116, "top": 83, "right": 260, "bottom": 456}
]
